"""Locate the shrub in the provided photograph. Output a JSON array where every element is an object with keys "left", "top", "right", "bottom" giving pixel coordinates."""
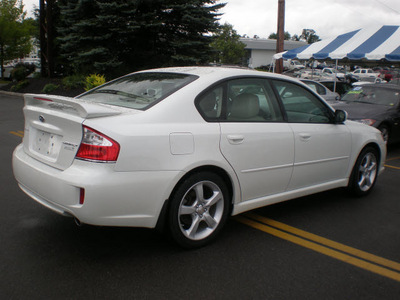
[
  {"left": 11, "top": 63, "right": 36, "bottom": 81},
  {"left": 84, "top": 74, "right": 106, "bottom": 91},
  {"left": 10, "top": 80, "right": 29, "bottom": 92},
  {"left": 32, "top": 72, "right": 41, "bottom": 79},
  {"left": 62, "top": 74, "right": 85, "bottom": 90},
  {"left": 42, "top": 83, "right": 60, "bottom": 94},
  {"left": 11, "top": 66, "right": 29, "bottom": 81}
]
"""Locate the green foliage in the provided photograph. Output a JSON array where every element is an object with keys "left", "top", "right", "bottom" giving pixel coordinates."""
[
  {"left": 56, "top": 0, "right": 226, "bottom": 77},
  {"left": 62, "top": 74, "right": 84, "bottom": 90},
  {"left": 10, "top": 79, "right": 28, "bottom": 91},
  {"left": 0, "top": 0, "right": 33, "bottom": 79},
  {"left": 210, "top": 23, "right": 246, "bottom": 65},
  {"left": 300, "top": 29, "right": 321, "bottom": 44},
  {"left": 32, "top": 71, "right": 41, "bottom": 79},
  {"left": 42, "top": 83, "right": 60, "bottom": 94},
  {"left": 268, "top": 29, "right": 320, "bottom": 44},
  {"left": 84, "top": 74, "right": 106, "bottom": 91},
  {"left": 10, "top": 63, "right": 34, "bottom": 81},
  {"left": 268, "top": 31, "right": 292, "bottom": 40}
]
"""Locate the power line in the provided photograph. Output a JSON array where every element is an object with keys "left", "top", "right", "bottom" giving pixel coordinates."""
[{"left": 373, "top": 0, "right": 400, "bottom": 14}]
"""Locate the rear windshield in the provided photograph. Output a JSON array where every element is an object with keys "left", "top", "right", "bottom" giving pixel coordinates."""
[
  {"left": 78, "top": 72, "right": 198, "bottom": 110},
  {"left": 341, "top": 86, "right": 400, "bottom": 106}
]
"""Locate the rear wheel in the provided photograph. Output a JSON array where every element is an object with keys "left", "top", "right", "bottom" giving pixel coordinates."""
[
  {"left": 168, "top": 172, "right": 230, "bottom": 248},
  {"left": 348, "top": 146, "right": 379, "bottom": 196}
]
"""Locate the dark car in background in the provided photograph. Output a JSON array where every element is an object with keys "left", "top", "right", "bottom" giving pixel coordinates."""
[
  {"left": 320, "top": 80, "right": 353, "bottom": 98},
  {"left": 332, "top": 84, "right": 400, "bottom": 144}
]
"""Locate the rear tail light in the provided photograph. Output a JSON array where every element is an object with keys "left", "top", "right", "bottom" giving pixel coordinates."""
[{"left": 76, "top": 126, "right": 120, "bottom": 162}]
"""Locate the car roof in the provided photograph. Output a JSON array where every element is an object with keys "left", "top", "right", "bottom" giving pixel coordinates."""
[
  {"left": 353, "top": 83, "right": 400, "bottom": 90},
  {"left": 134, "top": 66, "right": 295, "bottom": 82}
]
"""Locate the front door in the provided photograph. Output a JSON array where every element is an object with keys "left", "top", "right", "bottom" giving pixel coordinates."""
[{"left": 271, "top": 79, "right": 351, "bottom": 190}]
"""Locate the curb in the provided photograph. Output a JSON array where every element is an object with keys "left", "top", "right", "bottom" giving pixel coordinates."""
[{"left": 0, "top": 90, "right": 24, "bottom": 98}]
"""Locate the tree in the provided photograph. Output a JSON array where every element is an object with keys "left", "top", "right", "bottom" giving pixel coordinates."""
[
  {"left": 268, "top": 31, "right": 291, "bottom": 40},
  {"left": 300, "top": 29, "right": 320, "bottom": 44},
  {"left": 210, "top": 23, "right": 246, "bottom": 65},
  {"left": 56, "top": 0, "right": 225, "bottom": 78},
  {"left": 0, "top": 0, "right": 33, "bottom": 79}
]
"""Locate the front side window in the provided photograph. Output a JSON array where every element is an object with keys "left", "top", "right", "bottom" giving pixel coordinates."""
[
  {"left": 78, "top": 72, "right": 198, "bottom": 110},
  {"left": 272, "top": 80, "right": 332, "bottom": 123},
  {"left": 304, "top": 81, "right": 326, "bottom": 95}
]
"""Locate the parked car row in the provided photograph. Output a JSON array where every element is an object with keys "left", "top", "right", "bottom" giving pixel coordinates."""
[
  {"left": 295, "top": 66, "right": 400, "bottom": 85},
  {"left": 332, "top": 84, "right": 400, "bottom": 145},
  {"left": 298, "top": 74, "right": 400, "bottom": 144}
]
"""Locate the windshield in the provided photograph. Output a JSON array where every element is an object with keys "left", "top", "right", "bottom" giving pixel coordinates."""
[
  {"left": 341, "top": 86, "right": 400, "bottom": 106},
  {"left": 78, "top": 72, "right": 198, "bottom": 110}
]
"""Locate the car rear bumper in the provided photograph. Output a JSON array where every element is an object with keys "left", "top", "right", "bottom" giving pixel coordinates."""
[{"left": 12, "top": 144, "right": 180, "bottom": 228}]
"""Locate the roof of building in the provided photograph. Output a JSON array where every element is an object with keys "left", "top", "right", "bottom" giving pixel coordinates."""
[{"left": 240, "top": 38, "right": 307, "bottom": 51}]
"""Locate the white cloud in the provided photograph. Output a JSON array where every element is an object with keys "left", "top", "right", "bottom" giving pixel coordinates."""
[
  {"left": 218, "top": 0, "right": 400, "bottom": 39},
  {"left": 22, "top": 0, "right": 400, "bottom": 40}
]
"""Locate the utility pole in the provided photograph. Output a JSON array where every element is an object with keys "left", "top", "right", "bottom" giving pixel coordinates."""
[
  {"left": 39, "top": 0, "right": 55, "bottom": 77},
  {"left": 275, "top": 0, "right": 285, "bottom": 73}
]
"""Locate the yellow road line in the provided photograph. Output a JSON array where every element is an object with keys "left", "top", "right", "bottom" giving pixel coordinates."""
[
  {"left": 246, "top": 212, "right": 400, "bottom": 272},
  {"left": 385, "top": 164, "right": 400, "bottom": 170},
  {"left": 386, "top": 156, "right": 400, "bottom": 162},
  {"left": 9, "top": 131, "right": 24, "bottom": 138},
  {"left": 235, "top": 214, "right": 400, "bottom": 282}
]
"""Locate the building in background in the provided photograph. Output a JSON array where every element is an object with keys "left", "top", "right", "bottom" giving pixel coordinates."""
[{"left": 240, "top": 38, "right": 307, "bottom": 68}]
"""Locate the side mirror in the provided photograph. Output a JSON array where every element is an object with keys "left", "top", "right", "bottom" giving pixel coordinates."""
[{"left": 334, "top": 109, "right": 347, "bottom": 124}]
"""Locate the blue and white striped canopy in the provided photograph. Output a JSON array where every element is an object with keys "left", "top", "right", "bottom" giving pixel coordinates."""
[{"left": 274, "top": 25, "right": 400, "bottom": 61}]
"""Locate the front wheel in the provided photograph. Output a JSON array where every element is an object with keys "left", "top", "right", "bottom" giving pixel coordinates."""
[
  {"left": 378, "top": 125, "right": 389, "bottom": 144},
  {"left": 168, "top": 172, "right": 230, "bottom": 248},
  {"left": 348, "top": 146, "right": 379, "bottom": 196}
]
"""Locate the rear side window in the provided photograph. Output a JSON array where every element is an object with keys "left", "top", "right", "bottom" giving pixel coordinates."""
[
  {"left": 226, "top": 78, "right": 283, "bottom": 122},
  {"left": 196, "top": 78, "right": 284, "bottom": 122},
  {"left": 197, "top": 86, "right": 224, "bottom": 119},
  {"left": 78, "top": 72, "right": 198, "bottom": 110},
  {"left": 272, "top": 80, "right": 332, "bottom": 123}
]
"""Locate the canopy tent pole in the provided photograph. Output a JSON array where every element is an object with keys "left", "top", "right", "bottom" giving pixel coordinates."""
[{"left": 334, "top": 59, "right": 338, "bottom": 93}]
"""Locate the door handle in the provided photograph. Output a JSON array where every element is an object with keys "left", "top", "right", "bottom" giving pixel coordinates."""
[
  {"left": 227, "top": 135, "right": 244, "bottom": 144},
  {"left": 299, "top": 133, "right": 311, "bottom": 141}
]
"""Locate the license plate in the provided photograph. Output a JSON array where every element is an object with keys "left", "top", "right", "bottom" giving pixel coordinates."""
[{"left": 31, "top": 130, "right": 62, "bottom": 159}]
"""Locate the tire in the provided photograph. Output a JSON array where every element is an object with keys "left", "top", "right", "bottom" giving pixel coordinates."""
[
  {"left": 348, "top": 146, "right": 379, "bottom": 196},
  {"left": 168, "top": 172, "right": 230, "bottom": 248},
  {"left": 378, "top": 125, "right": 389, "bottom": 144}
]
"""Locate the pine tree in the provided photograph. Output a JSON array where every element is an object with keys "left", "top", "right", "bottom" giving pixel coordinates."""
[{"left": 56, "top": 0, "right": 225, "bottom": 78}]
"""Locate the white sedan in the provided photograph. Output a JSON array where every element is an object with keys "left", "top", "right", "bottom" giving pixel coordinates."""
[{"left": 13, "top": 67, "right": 386, "bottom": 248}]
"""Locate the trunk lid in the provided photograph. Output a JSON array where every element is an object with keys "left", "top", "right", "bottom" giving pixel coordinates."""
[{"left": 22, "top": 94, "right": 122, "bottom": 170}]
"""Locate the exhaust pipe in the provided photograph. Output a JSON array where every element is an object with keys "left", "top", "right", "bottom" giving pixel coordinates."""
[{"left": 74, "top": 218, "right": 83, "bottom": 227}]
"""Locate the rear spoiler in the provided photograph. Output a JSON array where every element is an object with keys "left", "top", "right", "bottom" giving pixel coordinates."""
[{"left": 24, "top": 94, "right": 122, "bottom": 119}]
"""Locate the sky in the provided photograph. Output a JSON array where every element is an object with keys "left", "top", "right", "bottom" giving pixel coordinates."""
[{"left": 22, "top": 0, "right": 400, "bottom": 40}]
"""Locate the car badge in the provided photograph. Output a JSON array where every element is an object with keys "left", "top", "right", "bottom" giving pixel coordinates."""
[{"left": 39, "top": 115, "right": 45, "bottom": 123}]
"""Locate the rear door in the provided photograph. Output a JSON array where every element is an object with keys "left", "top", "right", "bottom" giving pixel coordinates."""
[{"left": 216, "top": 78, "right": 294, "bottom": 202}]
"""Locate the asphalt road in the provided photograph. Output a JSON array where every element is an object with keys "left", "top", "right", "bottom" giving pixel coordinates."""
[{"left": 1, "top": 93, "right": 400, "bottom": 299}]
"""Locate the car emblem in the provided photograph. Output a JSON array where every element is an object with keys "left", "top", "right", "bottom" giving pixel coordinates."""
[{"left": 39, "top": 115, "right": 45, "bottom": 123}]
